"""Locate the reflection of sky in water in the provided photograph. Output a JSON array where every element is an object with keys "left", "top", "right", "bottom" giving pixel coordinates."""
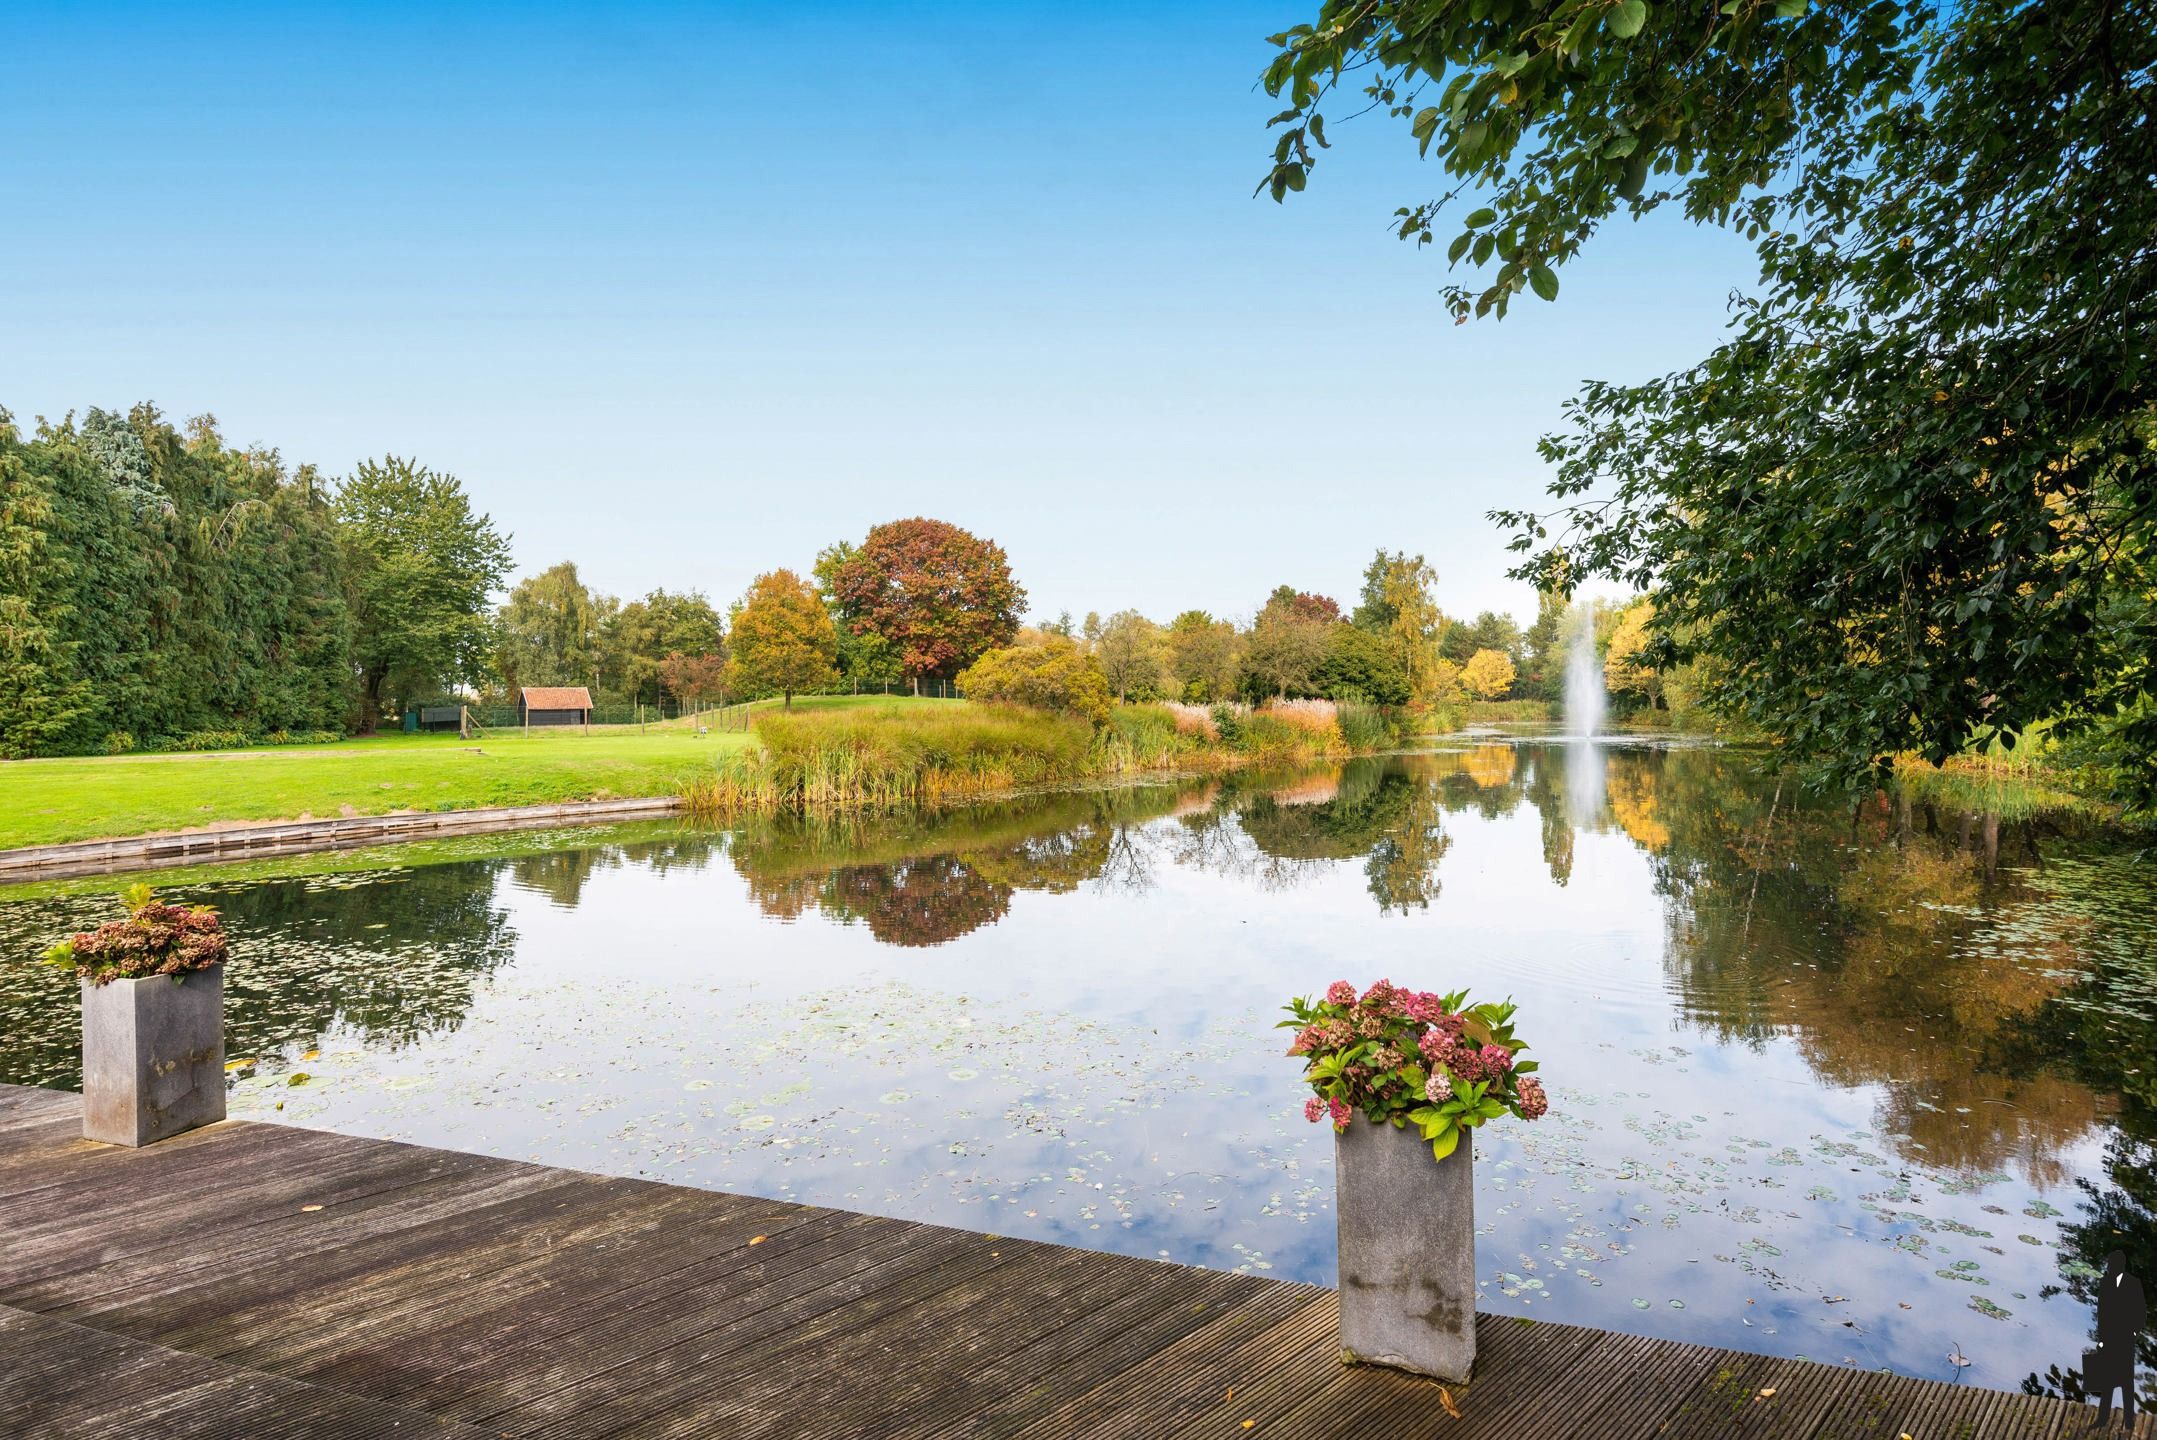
[{"left": 1, "top": 742, "right": 2148, "bottom": 1396}]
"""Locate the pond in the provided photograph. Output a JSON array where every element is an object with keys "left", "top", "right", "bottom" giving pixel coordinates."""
[{"left": 3, "top": 738, "right": 2151, "bottom": 1397}]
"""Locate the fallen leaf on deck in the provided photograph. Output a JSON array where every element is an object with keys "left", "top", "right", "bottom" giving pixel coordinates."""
[{"left": 1439, "top": 1386, "right": 1462, "bottom": 1419}]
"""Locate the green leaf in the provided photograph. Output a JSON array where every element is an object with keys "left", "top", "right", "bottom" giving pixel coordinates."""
[
  {"left": 1431, "top": 1127, "right": 1462, "bottom": 1161},
  {"left": 1608, "top": 0, "right": 1648, "bottom": 37},
  {"left": 1530, "top": 263, "right": 1560, "bottom": 301},
  {"left": 1465, "top": 207, "right": 1497, "bottom": 228}
]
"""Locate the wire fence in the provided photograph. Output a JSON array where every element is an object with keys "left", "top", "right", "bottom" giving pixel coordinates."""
[{"left": 431, "top": 680, "right": 963, "bottom": 735}]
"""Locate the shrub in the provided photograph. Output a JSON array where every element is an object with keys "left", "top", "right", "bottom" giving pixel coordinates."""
[
  {"left": 168, "top": 729, "right": 255, "bottom": 752},
  {"left": 1282, "top": 979, "right": 1547, "bottom": 1162},
  {"left": 44, "top": 884, "right": 229, "bottom": 986},
  {"left": 101, "top": 732, "right": 136, "bottom": 755},
  {"left": 957, "top": 639, "right": 1112, "bottom": 726}
]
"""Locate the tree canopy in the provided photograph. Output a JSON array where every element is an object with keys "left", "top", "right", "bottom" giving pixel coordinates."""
[
  {"left": 826, "top": 518, "right": 1025, "bottom": 689},
  {"left": 1263, "top": 0, "right": 2157, "bottom": 804},
  {"left": 728, "top": 569, "right": 838, "bottom": 706},
  {"left": 337, "top": 456, "right": 511, "bottom": 726}
]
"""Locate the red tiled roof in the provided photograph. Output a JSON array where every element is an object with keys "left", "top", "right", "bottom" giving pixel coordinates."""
[{"left": 520, "top": 686, "right": 593, "bottom": 709}]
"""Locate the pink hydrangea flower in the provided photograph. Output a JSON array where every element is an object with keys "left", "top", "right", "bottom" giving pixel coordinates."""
[
  {"left": 1401, "top": 991, "right": 1446, "bottom": 1024},
  {"left": 1516, "top": 1075, "right": 1548, "bottom": 1120},
  {"left": 1425, "top": 1073, "right": 1454, "bottom": 1103},
  {"left": 1303, "top": 1096, "right": 1326, "bottom": 1124},
  {"left": 1480, "top": 1044, "right": 1514, "bottom": 1072},
  {"left": 1327, "top": 1097, "right": 1352, "bottom": 1129},
  {"left": 1325, "top": 980, "right": 1357, "bottom": 1005},
  {"left": 1360, "top": 978, "right": 1398, "bottom": 1008}
]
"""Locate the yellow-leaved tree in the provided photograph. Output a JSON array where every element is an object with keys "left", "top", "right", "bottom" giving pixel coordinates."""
[
  {"left": 1604, "top": 601, "right": 1662, "bottom": 707},
  {"left": 728, "top": 569, "right": 837, "bottom": 707},
  {"left": 1460, "top": 648, "right": 1516, "bottom": 700}
]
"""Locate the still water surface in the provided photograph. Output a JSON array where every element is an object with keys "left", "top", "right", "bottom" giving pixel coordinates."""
[{"left": 3, "top": 739, "right": 2152, "bottom": 1396}]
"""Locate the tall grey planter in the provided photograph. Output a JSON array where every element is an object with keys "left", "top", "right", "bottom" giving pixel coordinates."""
[
  {"left": 80, "top": 965, "right": 225, "bottom": 1147},
  {"left": 1334, "top": 1117, "right": 1476, "bottom": 1382}
]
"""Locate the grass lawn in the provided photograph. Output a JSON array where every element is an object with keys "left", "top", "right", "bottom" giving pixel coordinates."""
[{"left": 0, "top": 695, "right": 963, "bottom": 849}]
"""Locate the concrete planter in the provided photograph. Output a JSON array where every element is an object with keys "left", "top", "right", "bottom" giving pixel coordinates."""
[
  {"left": 1334, "top": 1117, "right": 1476, "bottom": 1382},
  {"left": 80, "top": 965, "right": 226, "bottom": 1147}
]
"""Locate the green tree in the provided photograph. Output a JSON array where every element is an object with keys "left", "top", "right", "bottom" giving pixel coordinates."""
[
  {"left": 1263, "top": 0, "right": 2157, "bottom": 802},
  {"left": 1166, "top": 610, "right": 1244, "bottom": 702},
  {"left": 495, "top": 561, "right": 605, "bottom": 694},
  {"left": 0, "top": 414, "right": 94, "bottom": 755},
  {"left": 826, "top": 518, "right": 1025, "bottom": 691},
  {"left": 335, "top": 457, "right": 510, "bottom": 728},
  {"left": 1516, "top": 591, "right": 1570, "bottom": 703},
  {"left": 1353, "top": 551, "right": 1446, "bottom": 701},
  {"left": 728, "top": 569, "right": 838, "bottom": 706},
  {"left": 1240, "top": 588, "right": 1336, "bottom": 700},
  {"left": 1094, "top": 610, "right": 1169, "bottom": 702},
  {"left": 606, "top": 588, "right": 725, "bottom": 706},
  {"left": 1315, "top": 623, "right": 1413, "bottom": 705}
]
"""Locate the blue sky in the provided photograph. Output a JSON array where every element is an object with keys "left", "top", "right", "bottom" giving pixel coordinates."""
[{"left": 2, "top": 1, "right": 1757, "bottom": 625}]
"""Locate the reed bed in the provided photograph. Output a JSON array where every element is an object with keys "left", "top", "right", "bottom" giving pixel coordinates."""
[{"left": 682, "top": 699, "right": 1401, "bottom": 818}]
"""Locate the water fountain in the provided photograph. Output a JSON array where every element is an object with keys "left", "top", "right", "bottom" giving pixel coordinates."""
[
  {"left": 1562, "top": 620, "right": 1608, "bottom": 822},
  {"left": 1563, "top": 620, "right": 1607, "bottom": 737}
]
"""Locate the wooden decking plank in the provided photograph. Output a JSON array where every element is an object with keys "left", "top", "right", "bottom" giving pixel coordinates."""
[
  {"left": 904, "top": 1259, "right": 1262, "bottom": 1440},
  {"left": 756, "top": 1244, "right": 1182, "bottom": 1440},
  {"left": 1643, "top": 1346, "right": 1830, "bottom": 1439},
  {"left": 0, "top": 1304, "right": 491, "bottom": 1439},
  {"left": 39, "top": 1155, "right": 595, "bottom": 1333},
  {"left": 348, "top": 1203, "right": 882, "bottom": 1401},
  {"left": 457, "top": 1220, "right": 1007, "bottom": 1430},
  {"left": 1003, "top": 1290, "right": 1338, "bottom": 1440},
  {"left": 226, "top": 1184, "right": 817, "bottom": 1379},
  {"left": 1, "top": 1133, "right": 533, "bottom": 1310},
  {"left": 140, "top": 1170, "right": 648, "bottom": 1354},
  {"left": 503, "top": 1232, "right": 1031, "bottom": 1438},
  {"left": 604, "top": 1241, "right": 1110, "bottom": 1440},
  {"left": 1207, "top": 1310, "right": 1611, "bottom": 1440},
  {"left": 386, "top": 1210, "right": 935, "bottom": 1415}
]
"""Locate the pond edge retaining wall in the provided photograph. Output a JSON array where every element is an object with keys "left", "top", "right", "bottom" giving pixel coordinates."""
[{"left": 0, "top": 796, "right": 685, "bottom": 881}]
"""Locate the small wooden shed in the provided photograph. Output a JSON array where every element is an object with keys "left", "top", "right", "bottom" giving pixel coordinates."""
[{"left": 518, "top": 686, "right": 594, "bottom": 730}]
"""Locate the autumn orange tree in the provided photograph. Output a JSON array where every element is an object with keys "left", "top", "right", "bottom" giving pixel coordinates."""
[
  {"left": 826, "top": 518, "right": 1025, "bottom": 692},
  {"left": 727, "top": 570, "right": 837, "bottom": 707}
]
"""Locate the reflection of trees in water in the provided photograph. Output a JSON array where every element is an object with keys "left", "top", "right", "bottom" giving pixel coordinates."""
[
  {"left": 1168, "top": 761, "right": 1452, "bottom": 910},
  {"left": 0, "top": 863, "right": 522, "bottom": 1087},
  {"left": 726, "top": 785, "right": 1197, "bottom": 946},
  {"left": 1637, "top": 748, "right": 2132, "bottom": 1184},
  {"left": 819, "top": 857, "right": 1014, "bottom": 947},
  {"left": 214, "top": 865, "right": 519, "bottom": 1058},
  {"left": 508, "top": 835, "right": 723, "bottom": 907}
]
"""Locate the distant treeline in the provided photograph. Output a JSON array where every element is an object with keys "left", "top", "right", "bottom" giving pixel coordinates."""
[{"left": 2, "top": 407, "right": 358, "bottom": 756}]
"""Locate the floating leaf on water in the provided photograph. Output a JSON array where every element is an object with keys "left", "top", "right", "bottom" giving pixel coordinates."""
[
  {"left": 739, "top": 1115, "right": 776, "bottom": 1130},
  {"left": 287, "top": 1072, "right": 311, "bottom": 1086},
  {"left": 878, "top": 1091, "right": 910, "bottom": 1104}
]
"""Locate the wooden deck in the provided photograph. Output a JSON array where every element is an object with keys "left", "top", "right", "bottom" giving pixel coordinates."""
[{"left": 0, "top": 1084, "right": 2133, "bottom": 1439}]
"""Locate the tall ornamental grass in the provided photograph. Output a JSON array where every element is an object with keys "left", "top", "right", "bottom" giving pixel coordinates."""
[{"left": 684, "top": 705, "right": 1095, "bottom": 816}]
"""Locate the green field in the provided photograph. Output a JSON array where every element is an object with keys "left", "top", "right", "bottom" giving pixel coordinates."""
[{"left": 0, "top": 696, "right": 961, "bottom": 850}]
